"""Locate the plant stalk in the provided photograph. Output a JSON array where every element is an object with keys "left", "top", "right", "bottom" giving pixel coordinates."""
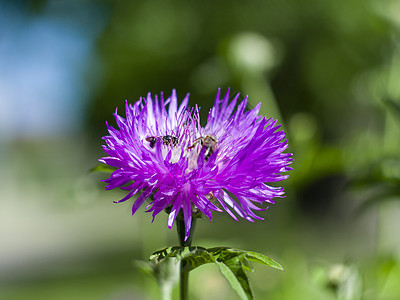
[{"left": 176, "top": 212, "right": 196, "bottom": 300}]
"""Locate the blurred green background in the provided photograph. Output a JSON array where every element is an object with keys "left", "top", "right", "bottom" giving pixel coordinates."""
[{"left": 1, "top": 0, "right": 400, "bottom": 299}]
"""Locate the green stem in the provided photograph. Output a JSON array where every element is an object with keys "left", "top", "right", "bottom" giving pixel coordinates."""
[
  {"left": 176, "top": 212, "right": 196, "bottom": 300},
  {"left": 179, "top": 264, "right": 189, "bottom": 300}
]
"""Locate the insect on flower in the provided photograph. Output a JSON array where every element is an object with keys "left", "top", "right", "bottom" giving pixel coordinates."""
[
  {"left": 146, "top": 135, "right": 179, "bottom": 148},
  {"left": 188, "top": 135, "right": 218, "bottom": 161},
  {"left": 99, "top": 88, "right": 293, "bottom": 240}
]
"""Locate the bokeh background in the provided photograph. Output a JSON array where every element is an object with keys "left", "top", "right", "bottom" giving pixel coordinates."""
[{"left": 1, "top": 0, "right": 400, "bottom": 299}]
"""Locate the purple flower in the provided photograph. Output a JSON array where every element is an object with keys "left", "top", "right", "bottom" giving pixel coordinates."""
[{"left": 100, "top": 88, "right": 292, "bottom": 240}]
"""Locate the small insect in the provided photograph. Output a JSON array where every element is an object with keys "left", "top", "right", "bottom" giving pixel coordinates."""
[
  {"left": 188, "top": 135, "right": 218, "bottom": 161},
  {"left": 145, "top": 135, "right": 179, "bottom": 148},
  {"left": 162, "top": 135, "right": 179, "bottom": 146}
]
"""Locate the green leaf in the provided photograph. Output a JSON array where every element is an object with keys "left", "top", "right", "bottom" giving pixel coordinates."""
[
  {"left": 150, "top": 246, "right": 215, "bottom": 273},
  {"left": 208, "top": 247, "right": 283, "bottom": 271},
  {"left": 207, "top": 246, "right": 230, "bottom": 257},
  {"left": 241, "top": 257, "right": 254, "bottom": 273},
  {"left": 150, "top": 246, "right": 183, "bottom": 263},
  {"left": 245, "top": 251, "right": 284, "bottom": 271},
  {"left": 179, "top": 248, "right": 215, "bottom": 273},
  {"left": 214, "top": 248, "right": 243, "bottom": 260},
  {"left": 89, "top": 164, "right": 117, "bottom": 173},
  {"left": 216, "top": 261, "right": 253, "bottom": 300},
  {"left": 223, "top": 252, "right": 247, "bottom": 265}
]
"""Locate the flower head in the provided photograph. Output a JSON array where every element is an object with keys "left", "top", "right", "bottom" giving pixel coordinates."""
[{"left": 100, "top": 88, "right": 292, "bottom": 240}]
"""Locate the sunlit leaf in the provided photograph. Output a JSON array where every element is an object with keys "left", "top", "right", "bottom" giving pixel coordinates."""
[{"left": 245, "top": 251, "right": 284, "bottom": 271}]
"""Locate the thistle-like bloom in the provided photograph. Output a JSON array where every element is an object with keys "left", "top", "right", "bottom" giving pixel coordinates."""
[{"left": 100, "top": 89, "right": 292, "bottom": 240}]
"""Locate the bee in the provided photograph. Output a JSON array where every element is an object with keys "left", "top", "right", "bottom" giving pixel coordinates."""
[
  {"left": 145, "top": 135, "right": 179, "bottom": 148},
  {"left": 188, "top": 135, "right": 218, "bottom": 161}
]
